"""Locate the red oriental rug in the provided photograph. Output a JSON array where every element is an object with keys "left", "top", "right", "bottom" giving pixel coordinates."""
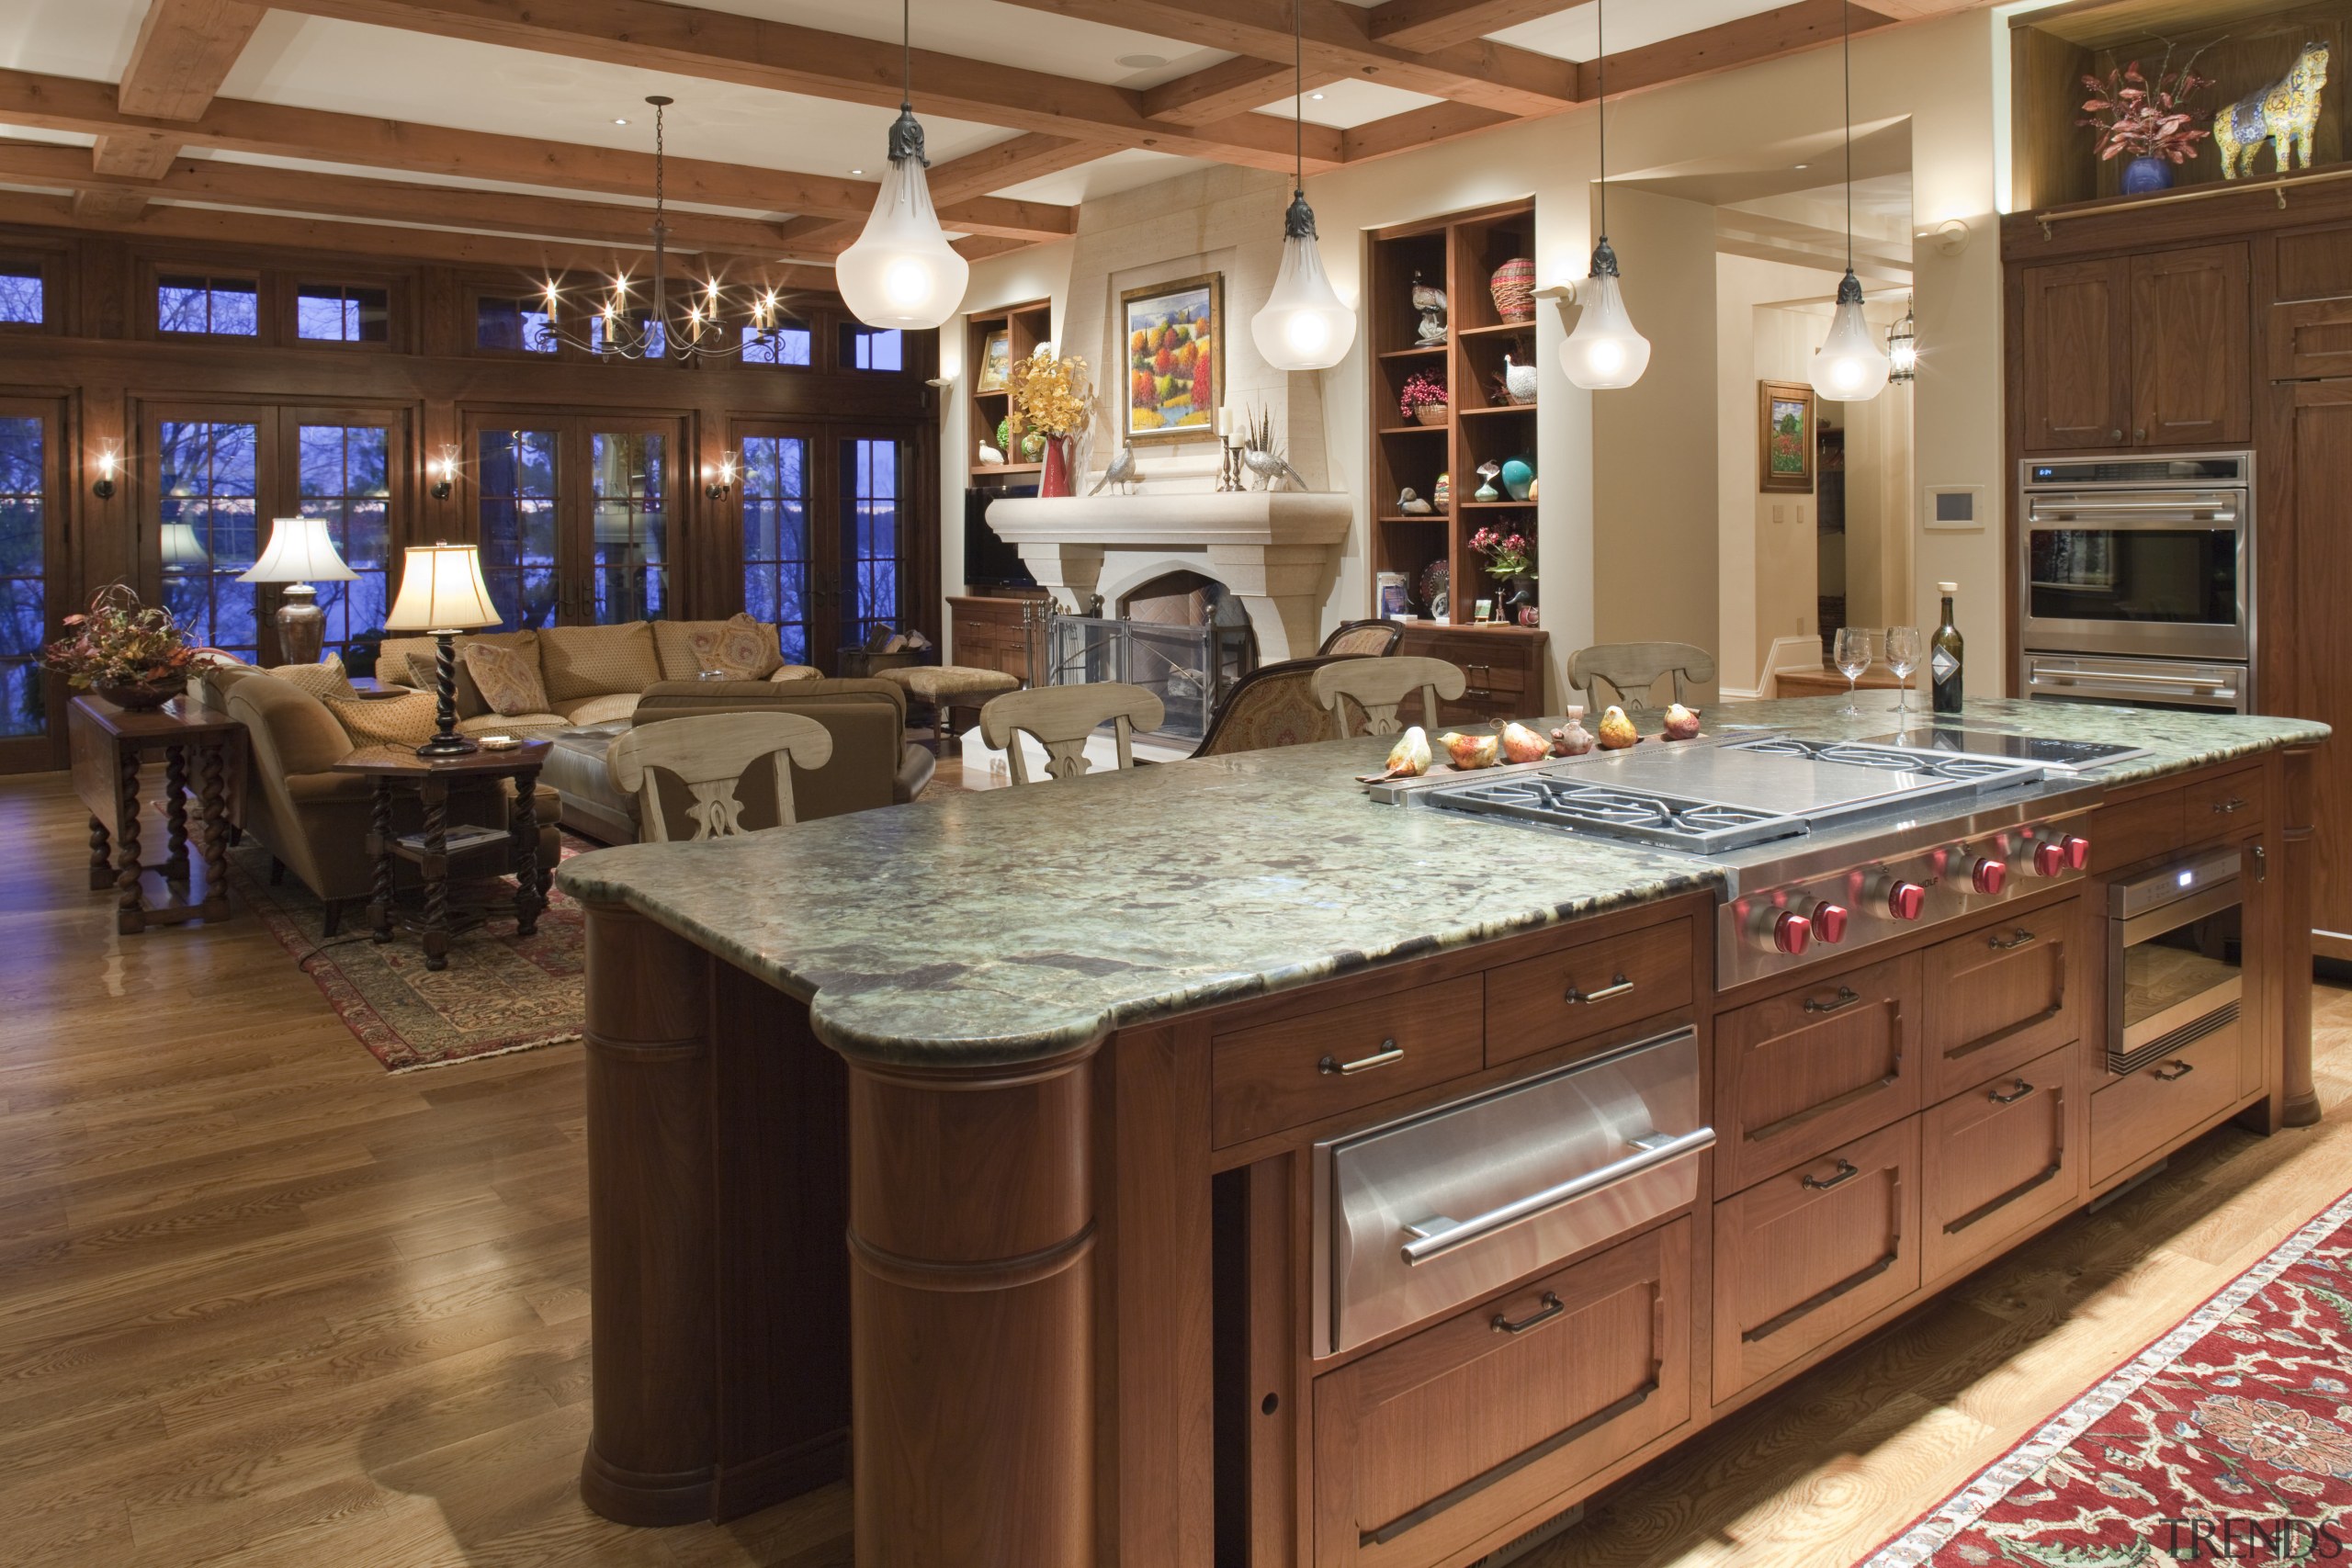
[{"left": 1859, "top": 1189, "right": 2352, "bottom": 1566}]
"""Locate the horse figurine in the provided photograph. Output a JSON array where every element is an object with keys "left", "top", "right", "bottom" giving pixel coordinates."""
[{"left": 2215, "top": 42, "right": 2331, "bottom": 179}]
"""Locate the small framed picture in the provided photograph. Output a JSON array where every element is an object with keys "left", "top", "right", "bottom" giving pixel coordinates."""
[
  {"left": 976, "top": 329, "right": 1012, "bottom": 393},
  {"left": 1120, "top": 273, "right": 1224, "bottom": 444},
  {"left": 1758, "top": 379, "right": 1816, "bottom": 494},
  {"left": 1474, "top": 598, "right": 1495, "bottom": 623},
  {"left": 1376, "top": 571, "right": 1411, "bottom": 619}
]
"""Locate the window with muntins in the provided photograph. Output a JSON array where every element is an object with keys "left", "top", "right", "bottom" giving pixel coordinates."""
[
  {"left": 741, "top": 436, "right": 809, "bottom": 665},
  {"left": 478, "top": 296, "right": 557, "bottom": 354},
  {"left": 0, "top": 264, "right": 41, "bottom": 326},
  {"left": 842, "top": 323, "right": 904, "bottom": 372},
  {"left": 841, "top": 437, "right": 903, "bottom": 646},
  {"left": 296, "top": 284, "right": 390, "bottom": 344},
  {"left": 158, "top": 276, "right": 260, "bottom": 337},
  {"left": 158, "top": 420, "right": 262, "bottom": 657},
  {"left": 0, "top": 416, "right": 45, "bottom": 739},
  {"left": 741, "top": 321, "right": 812, "bottom": 366},
  {"left": 296, "top": 423, "right": 391, "bottom": 654}
]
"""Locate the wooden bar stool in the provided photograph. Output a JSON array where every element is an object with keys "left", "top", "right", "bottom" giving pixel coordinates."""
[
  {"left": 605, "top": 713, "right": 833, "bottom": 840},
  {"left": 978, "top": 683, "right": 1165, "bottom": 784},
  {"left": 1311, "top": 656, "right": 1467, "bottom": 737}
]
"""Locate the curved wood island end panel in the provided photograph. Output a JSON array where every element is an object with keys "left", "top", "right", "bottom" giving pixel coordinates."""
[{"left": 2282, "top": 742, "right": 2322, "bottom": 1128}]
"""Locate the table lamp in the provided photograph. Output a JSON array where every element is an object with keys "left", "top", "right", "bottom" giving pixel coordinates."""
[
  {"left": 384, "top": 541, "right": 500, "bottom": 758},
  {"left": 238, "top": 516, "right": 357, "bottom": 666}
]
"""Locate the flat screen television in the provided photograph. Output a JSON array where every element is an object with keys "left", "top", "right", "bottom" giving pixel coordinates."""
[{"left": 965, "top": 485, "right": 1037, "bottom": 589}]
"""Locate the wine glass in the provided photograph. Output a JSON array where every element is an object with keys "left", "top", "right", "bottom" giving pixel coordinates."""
[
  {"left": 1833, "top": 627, "right": 1872, "bottom": 718},
  {"left": 1883, "top": 626, "right": 1924, "bottom": 720}
]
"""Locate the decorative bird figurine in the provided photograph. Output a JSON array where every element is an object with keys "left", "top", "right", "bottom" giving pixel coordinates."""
[
  {"left": 1397, "top": 487, "right": 1432, "bottom": 514},
  {"left": 1242, "top": 446, "right": 1309, "bottom": 492},
  {"left": 1502, "top": 352, "right": 1538, "bottom": 405},
  {"left": 1410, "top": 271, "right": 1449, "bottom": 346},
  {"left": 1090, "top": 446, "right": 1139, "bottom": 496},
  {"left": 978, "top": 442, "right": 1007, "bottom": 467}
]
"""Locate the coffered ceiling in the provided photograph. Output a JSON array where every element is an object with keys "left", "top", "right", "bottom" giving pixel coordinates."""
[{"left": 0, "top": 0, "right": 1994, "bottom": 285}]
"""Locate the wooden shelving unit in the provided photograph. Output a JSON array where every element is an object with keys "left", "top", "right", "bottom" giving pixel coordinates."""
[
  {"left": 966, "top": 298, "right": 1054, "bottom": 484},
  {"left": 1366, "top": 197, "right": 1541, "bottom": 626}
]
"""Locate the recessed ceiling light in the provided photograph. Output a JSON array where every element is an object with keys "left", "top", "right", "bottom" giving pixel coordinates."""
[
  {"left": 1116, "top": 52, "right": 1168, "bottom": 69},
  {"left": 1792, "top": 163, "right": 1809, "bottom": 169},
  {"left": 850, "top": 167, "right": 865, "bottom": 175},
  {"left": 1310, "top": 91, "right": 1326, "bottom": 100},
  {"left": 614, "top": 117, "right": 629, "bottom": 126}
]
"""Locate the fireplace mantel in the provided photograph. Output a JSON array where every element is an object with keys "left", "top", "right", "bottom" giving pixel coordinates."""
[{"left": 984, "top": 491, "right": 1352, "bottom": 662}]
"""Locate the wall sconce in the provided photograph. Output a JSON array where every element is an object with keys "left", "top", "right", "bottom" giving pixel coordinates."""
[
  {"left": 1886, "top": 296, "right": 1918, "bottom": 385},
  {"left": 428, "top": 447, "right": 458, "bottom": 501},
  {"left": 91, "top": 441, "right": 119, "bottom": 500},
  {"left": 703, "top": 453, "right": 739, "bottom": 501}
]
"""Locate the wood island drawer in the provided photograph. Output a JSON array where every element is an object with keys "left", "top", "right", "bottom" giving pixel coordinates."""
[
  {"left": 1920, "top": 907, "right": 2080, "bottom": 1101},
  {"left": 1713, "top": 1118, "right": 1921, "bottom": 1403},
  {"left": 2185, "top": 770, "right": 2265, "bottom": 834},
  {"left": 1312, "top": 1218, "right": 1691, "bottom": 1568},
  {"left": 1713, "top": 954, "right": 1921, "bottom": 1196},
  {"left": 1485, "top": 919, "right": 1695, "bottom": 1068},
  {"left": 2091, "top": 1021, "right": 2241, "bottom": 1186},
  {"left": 1923, "top": 1044, "right": 2079, "bottom": 1287},
  {"left": 2087, "top": 788, "right": 2186, "bottom": 874},
  {"left": 1212, "top": 976, "right": 1485, "bottom": 1147}
]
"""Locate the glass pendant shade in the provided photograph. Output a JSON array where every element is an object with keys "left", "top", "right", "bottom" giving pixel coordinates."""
[
  {"left": 837, "top": 112, "right": 967, "bottom": 332},
  {"left": 1251, "top": 195, "right": 1356, "bottom": 371},
  {"left": 1810, "top": 274, "right": 1890, "bottom": 401},
  {"left": 1560, "top": 248, "right": 1650, "bottom": 391}
]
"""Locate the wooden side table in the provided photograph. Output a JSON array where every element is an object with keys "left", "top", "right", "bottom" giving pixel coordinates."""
[
  {"left": 68, "top": 694, "right": 244, "bottom": 935},
  {"left": 331, "top": 740, "right": 552, "bottom": 971}
]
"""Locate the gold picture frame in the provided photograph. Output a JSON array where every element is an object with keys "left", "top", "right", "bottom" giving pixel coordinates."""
[
  {"left": 976, "top": 328, "right": 1012, "bottom": 393},
  {"left": 1758, "top": 379, "right": 1815, "bottom": 494},
  {"left": 1119, "top": 273, "right": 1224, "bottom": 444}
]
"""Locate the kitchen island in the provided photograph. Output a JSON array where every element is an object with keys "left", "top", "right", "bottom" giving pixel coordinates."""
[{"left": 554, "top": 697, "right": 2325, "bottom": 1568}]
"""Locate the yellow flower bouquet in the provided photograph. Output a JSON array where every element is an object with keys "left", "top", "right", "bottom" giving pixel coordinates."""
[{"left": 1008, "top": 347, "right": 1093, "bottom": 437}]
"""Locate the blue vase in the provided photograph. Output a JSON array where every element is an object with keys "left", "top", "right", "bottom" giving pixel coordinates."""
[{"left": 2120, "top": 156, "right": 2174, "bottom": 195}]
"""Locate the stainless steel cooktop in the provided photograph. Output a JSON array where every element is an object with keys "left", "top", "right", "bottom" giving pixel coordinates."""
[{"left": 1863, "top": 725, "right": 2151, "bottom": 772}]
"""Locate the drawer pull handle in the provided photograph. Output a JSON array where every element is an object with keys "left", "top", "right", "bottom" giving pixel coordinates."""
[
  {"left": 1747, "top": 1048, "right": 1904, "bottom": 1144},
  {"left": 1804, "top": 987, "right": 1864, "bottom": 1015},
  {"left": 1567, "top": 974, "right": 1635, "bottom": 1005},
  {"left": 1802, "top": 1158, "right": 1860, "bottom": 1190},
  {"left": 2211, "top": 796, "right": 2250, "bottom": 814},
  {"left": 2154, "top": 1059, "right": 2197, "bottom": 1081},
  {"left": 1988, "top": 1079, "right": 2037, "bottom": 1105},
  {"left": 2255, "top": 845, "right": 2268, "bottom": 883},
  {"left": 1987, "top": 928, "right": 2038, "bottom": 952},
  {"left": 1745, "top": 1174, "right": 1904, "bottom": 1343},
  {"left": 1319, "top": 1040, "right": 1403, "bottom": 1077},
  {"left": 1490, "top": 1292, "right": 1566, "bottom": 1336},
  {"left": 1399, "top": 1126, "right": 1718, "bottom": 1266}
]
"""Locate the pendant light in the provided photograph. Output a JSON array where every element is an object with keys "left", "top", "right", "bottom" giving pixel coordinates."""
[
  {"left": 1886, "top": 293, "right": 1917, "bottom": 383},
  {"left": 837, "top": 0, "right": 967, "bottom": 331},
  {"left": 1809, "top": 0, "right": 1891, "bottom": 401},
  {"left": 1250, "top": 0, "right": 1356, "bottom": 372},
  {"left": 1561, "top": 0, "right": 1649, "bottom": 391}
]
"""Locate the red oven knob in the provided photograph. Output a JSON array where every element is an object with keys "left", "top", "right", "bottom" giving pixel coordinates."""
[
  {"left": 1969, "top": 857, "right": 2007, "bottom": 897},
  {"left": 1771, "top": 911, "right": 1814, "bottom": 955},
  {"left": 1809, "top": 901, "right": 1850, "bottom": 944},
  {"left": 2062, "top": 834, "right": 2091, "bottom": 871},
  {"left": 2032, "top": 840, "right": 2067, "bottom": 878},
  {"left": 1885, "top": 881, "right": 1927, "bottom": 921}
]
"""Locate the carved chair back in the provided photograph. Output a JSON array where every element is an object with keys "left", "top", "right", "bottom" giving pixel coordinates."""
[
  {"left": 1311, "top": 656, "right": 1467, "bottom": 738},
  {"left": 1566, "top": 641, "right": 1718, "bottom": 716},
  {"left": 1317, "top": 619, "right": 1406, "bottom": 658},
  {"left": 605, "top": 713, "right": 834, "bottom": 842},
  {"left": 979, "top": 682, "right": 1167, "bottom": 784}
]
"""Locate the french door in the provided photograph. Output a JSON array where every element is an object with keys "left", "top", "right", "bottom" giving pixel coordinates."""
[
  {"left": 146, "top": 402, "right": 404, "bottom": 664},
  {"left": 469, "top": 414, "right": 677, "bottom": 629},
  {"left": 732, "top": 424, "right": 917, "bottom": 673},
  {"left": 0, "top": 397, "right": 62, "bottom": 772}
]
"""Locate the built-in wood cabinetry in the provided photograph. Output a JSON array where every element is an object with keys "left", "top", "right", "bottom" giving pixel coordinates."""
[
  {"left": 1395, "top": 623, "right": 1549, "bottom": 725},
  {"left": 964, "top": 298, "right": 1052, "bottom": 483},
  {"left": 946, "top": 591, "right": 1042, "bottom": 683},
  {"left": 2017, "top": 245, "right": 2250, "bottom": 451}
]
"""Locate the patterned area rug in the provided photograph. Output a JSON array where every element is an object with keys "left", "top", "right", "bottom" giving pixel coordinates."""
[
  {"left": 228, "top": 836, "right": 590, "bottom": 1072},
  {"left": 1860, "top": 1189, "right": 2352, "bottom": 1566}
]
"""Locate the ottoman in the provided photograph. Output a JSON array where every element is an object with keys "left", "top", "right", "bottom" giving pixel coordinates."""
[
  {"left": 882, "top": 665, "right": 1021, "bottom": 756},
  {"left": 540, "top": 723, "right": 637, "bottom": 843}
]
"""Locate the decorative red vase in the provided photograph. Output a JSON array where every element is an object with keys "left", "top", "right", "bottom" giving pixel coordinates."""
[{"left": 1039, "top": 435, "right": 1072, "bottom": 498}]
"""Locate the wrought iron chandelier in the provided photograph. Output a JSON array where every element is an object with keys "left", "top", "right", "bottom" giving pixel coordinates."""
[{"left": 531, "top": 96, "right": 801, "bottom": 364}]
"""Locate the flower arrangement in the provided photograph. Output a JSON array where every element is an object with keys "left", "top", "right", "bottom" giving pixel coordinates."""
[
  {"left": 1470, "top": 526, "right": 1536, "bottom": 581},
  {"left": 2079, "top": 53, "right": 2212, "bottom": 165},
  {"left": 1009, "top": 346, "right": 1094, "bottom": 438},
  {"left": 1398, "top": 368, "right": 1449, "bottom": 422},
  {"left": 43, "top": 583, "right": 198, "bottom": 708}
]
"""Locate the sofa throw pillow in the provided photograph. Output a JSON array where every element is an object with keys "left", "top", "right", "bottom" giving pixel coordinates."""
[
  {"left": 460, "top": 639, "right": 552, "bottom": 717},
  {"left": 261, "top": 654, "right": 356, "bottom": 703},
  {"left": 323, "top": 688, "right": 439, "bottom": 750},
  {"left": 684, "top": 615, "right": 783, "bottom": 682},
  {"left": 538, "top": 622, "right": 662, "bottom": 703}
]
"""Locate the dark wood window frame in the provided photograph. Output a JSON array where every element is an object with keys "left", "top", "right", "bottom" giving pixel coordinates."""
[{"left": 149, "top": 267, "right": 269, "bottom": 344}]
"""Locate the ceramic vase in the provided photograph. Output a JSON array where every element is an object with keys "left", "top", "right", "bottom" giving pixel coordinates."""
[
  {"left": 1039, "top": 435, "right": 1073, "bottom": 498},
  {"left": 1489, "top": 257, "right": 1536, "bottom": 323},
  {"left": 2120, "top": 156, "right": 2175, "bottom": 195}
]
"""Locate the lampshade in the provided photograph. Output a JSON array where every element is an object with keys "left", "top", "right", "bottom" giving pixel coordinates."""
[
  {"left": 1809, "top": 273, "right": 1892, "bottom": 401},
  {"left": 837, "top": 110, "right": 967, "bottom": 332},
  {"left": 159, "top": 521, "right": 209, "bottom": 569},
  {"left": 1251, "top": 194, "right": 1356, "bottom": 372},
  {"left": 1560, "top": 254, "right": 1651, "bottom": 391},
  {"left": 385, "top": 543, "right": 499, "bottom": 632},
  {"left": 238, "top": 515, "right": 356, "bottom": 585}
]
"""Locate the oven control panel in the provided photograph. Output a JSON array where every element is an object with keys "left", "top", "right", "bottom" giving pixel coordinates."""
[{"left": 1717, "top": 816, "right": 2090, "bottom": 990}]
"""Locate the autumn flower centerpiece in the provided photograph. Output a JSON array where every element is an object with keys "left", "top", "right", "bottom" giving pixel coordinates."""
[
  {"left": 1399, "top": 368, "right": 1449, "bottom": 426},
  {"left": 43, "top": 583, "right": 198, "bottom": 711},
  {"left": 1009, "top": 346, "right": 1095, "bottom": 497},
  {"left": 2079, "top": 52, "right": 2213, "bottom": 195}
]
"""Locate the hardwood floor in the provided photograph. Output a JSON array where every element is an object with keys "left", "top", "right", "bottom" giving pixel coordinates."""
[{"left": 0, "top": 766, "right": 2344, "bottom": 1568}]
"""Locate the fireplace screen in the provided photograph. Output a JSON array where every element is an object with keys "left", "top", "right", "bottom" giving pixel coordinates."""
[{"left": 1043, "top": 614, "right": 1254, "bottom": 740}]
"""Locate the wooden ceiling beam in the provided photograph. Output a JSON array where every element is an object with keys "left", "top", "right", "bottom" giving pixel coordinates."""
[
  {"left": 0, "top": 68, "right": 1075, "bottom": 240},
  {"left": 993, "top": 0, "right": 1579, "bottom": 116},
  {"left": 1365, "top": 0, "right": 1585, "bottom": 51},
  {"left": 91, "top": 0, "right": 269, "bottom": 213},
  {"left": 925, "top": 134, "right": 1105, "bottom": 206},
  {"left": 1142, "top": 59, "right": 1346, "bottom": 128},
  {"left": 266, "top": 0, "right": 1341, "bottom": 172}
]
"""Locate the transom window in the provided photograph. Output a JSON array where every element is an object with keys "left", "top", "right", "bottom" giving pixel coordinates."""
[
  {"left": 478, "top": 295, "right": 557, "bottom": 354},
  {"left": 297, "top": 284, "right": 390, "bottom": 344},
  {"left": 742, "top": 321, "right": 812, "bottom": 366},
  {"left": 0, "top": 264, "right": 41, "bottom": 326},
  {"left": 842, "top": 323, "right": 903, "bottom": 372},
  {"left": 158, "top": 276, "right": 259, "bottom": 337}
]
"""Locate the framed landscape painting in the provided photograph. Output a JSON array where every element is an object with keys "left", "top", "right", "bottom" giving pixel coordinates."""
[
  {"left": 1120, "top": 273, "right": 1222, "bottom": 444},
  {"left": 976, "top": 329, "right": 1012, "bottom": 392},
  {"left": 1758, "top": 380, "right": 1815, "bottom": 494}
]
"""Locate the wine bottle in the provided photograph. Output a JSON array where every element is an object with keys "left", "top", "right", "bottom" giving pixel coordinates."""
[{"left": 1931, "top": 581, "right": 1964, "bottom": 716}]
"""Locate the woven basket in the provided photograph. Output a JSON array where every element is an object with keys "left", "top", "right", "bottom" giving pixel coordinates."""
[{"left": 1489, "top": 257, "right": 1536, "bottom": 323}]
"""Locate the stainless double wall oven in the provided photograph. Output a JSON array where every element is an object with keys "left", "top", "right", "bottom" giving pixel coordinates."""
[{"left": 2017, "top": 453, "right": 2254, "bottom": 713}]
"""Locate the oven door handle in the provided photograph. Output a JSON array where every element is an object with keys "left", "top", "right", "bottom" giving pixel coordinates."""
[
  {"left": 2032, "top": 670, "right": 2237, "bottom": 691},
  {"left": 1399, "top": 1126, "right": 1716, "bottom": 1267}
]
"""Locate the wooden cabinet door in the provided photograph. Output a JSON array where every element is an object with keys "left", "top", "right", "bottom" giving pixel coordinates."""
[
  {"left": 1923, "top": 1043, "right": 2078, "bottom": 1288},
  {"left": 1919, "top": 903, "right": 2081, "bottom": 1102},
  {"left": 2287, "top": 385, "right": 2352, "bottom": 946},
  {"left": 1713, "top": 1118, "right": 1921, "bottom": 1404},
  {"left": 1713, "top": 953, "right": 1921, "bottom": 1196},
  {"left": 2129, "top": 244, "right": 2251, "bottom": 447},
  {"left": 1312, "top": 1219, "right": 1691, "bottom": 1568},
  {"left": 2021, "top": 259, "right": 2132, "bottom": 452}
]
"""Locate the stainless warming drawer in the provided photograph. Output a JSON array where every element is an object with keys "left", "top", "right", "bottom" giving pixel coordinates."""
[{"left": 1313, "top": 1027, "right": 1713, "bottom": 1357}]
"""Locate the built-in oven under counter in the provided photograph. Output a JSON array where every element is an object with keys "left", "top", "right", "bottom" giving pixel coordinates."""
[{"left": 2024, "top": 652, "right": 2250, "bottom": 715}]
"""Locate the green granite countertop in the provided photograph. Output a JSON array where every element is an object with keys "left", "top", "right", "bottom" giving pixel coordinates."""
[{"left": 553, "top": 695, "right": 2326, "bottom": 1067}]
